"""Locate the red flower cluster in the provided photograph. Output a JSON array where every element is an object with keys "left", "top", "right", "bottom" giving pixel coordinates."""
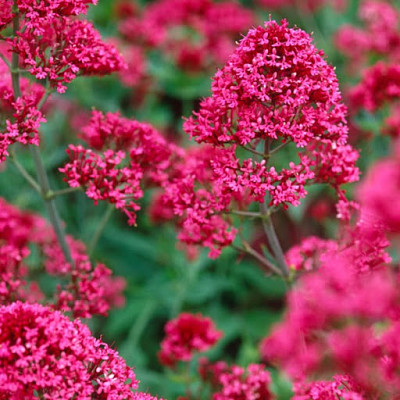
[
  {"left": 1, "top": 0, "right": 124, "bottom": 92},
  {"left": 158, "top": 312, "right": 222, "bottom": 367},
  {"left": 184, "top": 19, "right": 359, "bottom": 209},
  {"left": 285, "top": 236, "right": 337, "bottom": 272},
  {"left": 0, "top": 301, "right": 138, "bottom": 399},
  {"left": 61, "top": 145, "right": 143, "bottom": 226},
  {"left": 0, "top": 55, "right": 45, "bottom": 161},
  {"left": 349, "top": 62, "right": 400, "bottom": 112},
  {"left": 63, "top": 111, "right": 240, "bottom": 257},
  {"left": 357, "top": 142, "right": 400, "bottom": 235},
  {"left": 10, "top": 18, "right": 125, "bottom": 93},
  {"left": 199, "top": 358, "right": 274, "bottom": 399},
  {"left": 261, "top": 225, "right": 400, "bottom": 397},
  {"left": 61, "top": 111, "right": 179, "bottom": 226},
  {"left": 292, "top": 375, "right": 365, "bottom": 400},
  {"left": 0, "top": 197, "right": 126, "bottom": 319}
]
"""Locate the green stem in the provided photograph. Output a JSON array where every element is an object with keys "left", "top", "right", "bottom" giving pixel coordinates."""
[
  {"left": 260, "top": 203, "right": 289, "bottom": 278},
  {"left": 30, "top": 146, "right": 74, "bottom": 265},
  {"left": 230, "top": 210, "right": 263, "bottom": 218},
  {"left": 88, "top": 205, "right": 114, "bottom": 256},
  {"left": 232, "top": 242, "right": 283, "bottom": 277},
  {"left": 9, "top": 152, "right": 41, "bottom": 194},
  {"left": 37, "top": 85, "right": 52, "bottom": 111},
  {"left": 46, "top": 186, "right": 81, "bottom": 200},
  {"left": 11, "top": 4, "right": 73, "bottom": 265},
  {"left": 0, "top": 53, "right": 11, "bottom": 68},
  {"left": 260, "top": 139, "right": 289, "bottom": 277}
]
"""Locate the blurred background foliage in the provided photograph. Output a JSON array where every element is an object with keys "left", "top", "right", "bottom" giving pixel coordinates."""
[{"left": 0, "top": 0, "right": 394, "bottom": 398}]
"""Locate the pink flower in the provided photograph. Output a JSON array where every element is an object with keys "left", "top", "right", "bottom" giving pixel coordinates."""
[
  {"left": 285, "top": 236, "right": 338, "bottom": 272},
  {"left": 213, "top": 364, "right": 274, "bottom": 400},
  {"left": 349, "top": 62, "right": 400, "bottom": 112},
  {"left": 158, "top": 312, "right": 222, "bottom": 367},
  {"left": 10, "top": 17, "right": 125, "bottom": 93},
  {"left": 292, "top": 375, "right": 365, "bottom": 400},
  {"left": 60, "top": 145, "right": 143, "bottom": 226},
  {"left": 261, "top": 233, "right": 399, "bottom": 396},
  {"left": 184, "top": 19, "right": 358, "bottom": 208},
  {"left": 357, "top": 142, "right": 400, "bottom": 234},
  {"left": 0, "top": 301, "right": 138, "bottom": 399}
]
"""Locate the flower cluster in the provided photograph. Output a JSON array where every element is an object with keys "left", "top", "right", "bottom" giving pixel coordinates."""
[
  {"left": 60, "top": 145, "right": 143, "bottom": 226},
  {"left": 199, "top": 359, "right": 274, "bottom": 400},
  {"left": 158, "top": 312, "right": 222, "bottom": 368},
  {"left": 0, "top": 301, "right": 138, "bottom": 399},
  {"left": 292, "top": 375, "right": 365, "bottom": 400},
  {"left": 261, "top": 230, "right": 400, "bottom": 396},
  {"left": 285, "top": 236, "right": 337, "bottom": 272},
  {"left": 11, "top": 18, "right": 125, "bottom": 93},
  {"left": 61, "top": 111, "right": 179, "bottom": 226},
  {"left": 0, "top": 196, "right": 125, "bottom": 319},
  {"left": 357, "top": 142, "right": 400, "bottom": 234},
  {"left": 0, "top": 52, "right": 46, "bottom": 161},
  {"left": 0, "top": 0, "right": 124, "bottom": 94},
  {"left": 184, "top": 19, "right": 359, "bottom": 208},
  {"left": 349, "top": 62, "right": 400, "bottom": 112}
]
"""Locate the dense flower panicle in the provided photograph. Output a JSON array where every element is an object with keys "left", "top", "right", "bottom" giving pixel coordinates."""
[
  {"left": 0, "top": 56, "right": 46, "bottom": 162},
  {"left": 0, "top": 0, "right": 96, "bottom": 34},
  {"left": 11, "top": 18, "right": 125, "bottom": 93},
  {"left": 184, "top": 19, "right": 358, "bottom": 209},
  {"left": 335, "top": 1, "right": 400, "bottom": 70},
  {"left": 261, "top": 242, "right": 400, "bottom": 396},
  {"left": 199, "top": 358, "right": 274, "bottom": 399},
  {"left": 357, "top": 143, "right": 400, "bottom": 234},
  {"left": 80, "top": 110, "right": 177, "bottom": 185},
  {"left": 212, "top": 364, "right": 274, "bottom": 400},
  {"left": 285, "top": 236, "right": 337, "bottom": 272},
  {"left": 184, "top": 19, "right": 348, "bottom": 147},
  {"left": 0, "top": 301, "right": 138, "bottom": 400},
  {"left": 158, "top": 312, "right": 222, "bottom": 367},
  {"left": 349, "top": 62, "right": 400, "bottom": 112},
  {"left": 61, "top": 144, "right": 143, "bottom": 226},
  {"left": 292, "top": 375, "right": 365, "bottom": 400}
]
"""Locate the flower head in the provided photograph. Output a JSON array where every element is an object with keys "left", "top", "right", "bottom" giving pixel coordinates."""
[
  {"left": 159, "top": 312, "right": 222, "bottom": 367},
  {"left": 0, "top": 301, "right": 138, "bottom": 399}
]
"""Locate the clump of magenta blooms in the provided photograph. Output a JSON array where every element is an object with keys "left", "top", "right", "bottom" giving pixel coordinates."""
[{"left": 0, "top": 0, "right": 400, "bottom": 398}]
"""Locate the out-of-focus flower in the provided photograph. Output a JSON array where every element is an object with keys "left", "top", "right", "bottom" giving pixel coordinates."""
[{"left": 158, "top": 312, "right": 222, "bottom": 367}]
